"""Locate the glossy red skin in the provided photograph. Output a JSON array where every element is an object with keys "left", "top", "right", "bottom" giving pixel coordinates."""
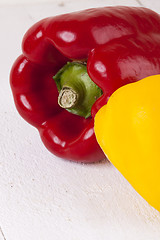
[{"left": 10, "top": 6, "right": 160, "bottom": 162}]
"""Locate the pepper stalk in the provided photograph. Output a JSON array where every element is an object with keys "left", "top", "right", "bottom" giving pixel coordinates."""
[{"left": 53, "top": 62, "right": 102, "bottom": 118}]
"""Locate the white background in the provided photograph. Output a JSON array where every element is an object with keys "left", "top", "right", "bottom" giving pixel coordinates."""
[{"left": 1, "top": 0, "right": 160, "bottom": 239}]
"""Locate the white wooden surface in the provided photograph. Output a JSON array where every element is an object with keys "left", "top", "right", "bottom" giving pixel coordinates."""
[{"left": 1, "top": 0, "right": 160, "bottom": 239}]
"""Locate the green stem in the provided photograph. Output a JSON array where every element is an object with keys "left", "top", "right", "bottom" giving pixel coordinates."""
[{"left": 53, "top": 62, "right": 102, "bottom": 118}]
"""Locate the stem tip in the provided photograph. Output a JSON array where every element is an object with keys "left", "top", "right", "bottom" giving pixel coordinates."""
[{"left": 58, "top": 87, "right": 78, "bottom": 109}]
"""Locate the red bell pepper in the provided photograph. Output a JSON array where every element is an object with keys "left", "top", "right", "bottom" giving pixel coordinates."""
[{"left": 10, "top": 6, "right": 160, "bottom": 162}]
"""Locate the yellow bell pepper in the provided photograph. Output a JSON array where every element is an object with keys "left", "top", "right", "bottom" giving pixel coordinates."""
[{"left": 94, "top": 75, "right": 160, "bottom": 211}]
